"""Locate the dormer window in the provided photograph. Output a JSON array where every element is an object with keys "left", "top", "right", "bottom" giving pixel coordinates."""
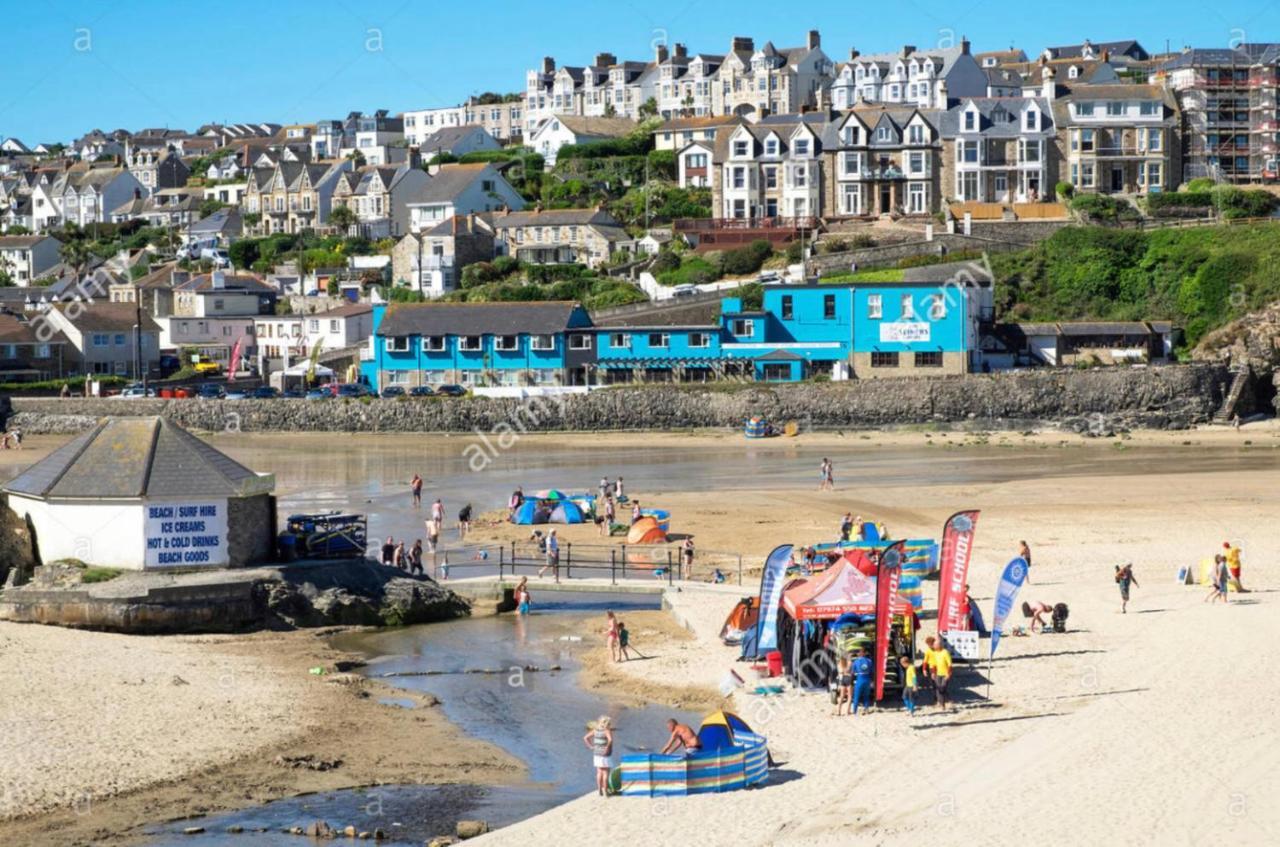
[
  {"left": 1068, "top": 66, "right": 1080, "bottom": 79},
  {"left": 765, "top": 138, "right": 779, "bottom": 156},
  {"left": 964, "top": 111, "right": 976, "bottom": 131},
  {"left": 793, "top": 138, "right": 810, "bottom": 156},
  {"left": 1025, "top": 110, "right": 1038, "bottom": 130},
  {"left": 877, "top": 126, "right": 891, "bottom": 142},
  {"left": 733, "top": 139, "right": 750, "bottom": 156},
  {"left": 842, "top": 126, "right": 860, "bottom": 145},
  {"left": 908, "top": 124, "right": 925, "bottom": 144}
]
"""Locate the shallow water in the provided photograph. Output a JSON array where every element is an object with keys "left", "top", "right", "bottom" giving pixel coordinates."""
[
  {"left": 204, "top": 433, "right": 1280, "bottom": 562},
  {"left": 143, "top": 592, "right": 694, "bottom": 846}
]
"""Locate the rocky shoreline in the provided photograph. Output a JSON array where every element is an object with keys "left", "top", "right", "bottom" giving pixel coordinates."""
[{"left": 0, "top": 363, "right": 1248, "bottom": 435}]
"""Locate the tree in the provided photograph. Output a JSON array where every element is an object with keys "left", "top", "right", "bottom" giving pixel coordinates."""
[
  {"left": 328, "top": 205, "right": 357, "bottom": 230},
  {"left": 638, "top": 97, "right": 659, "bottom": 118},
  {"left": 59, "top": 240, "right": 93, "bottom": 284},
  {"left": 198, "top": 197, "right": 228, "bottom": 217},
  {"left": 326, "top": 277, "right": 340, "bottom": 296}
]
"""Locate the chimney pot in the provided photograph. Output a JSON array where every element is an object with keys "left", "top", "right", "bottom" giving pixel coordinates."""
[
  {"left": 656, "top": 44, "right": 669, "bottom": 63},
  {"left": 902, "top": 45, "right": 916, "bottom": 57},
  {"left": 674, "top": 43, "right": 688, "bottom": 58},
  {"left": 960, "top": 37, "right": 970, "bottom": 55},
  {"left": 808, "top": 30, "right": 821, "bottom": 50},
  {"left": 541, "top": 56, "right": 555, "bottom": 75},
  {"left": 849, "top": 47, "right": 859, "bottom": 61}
]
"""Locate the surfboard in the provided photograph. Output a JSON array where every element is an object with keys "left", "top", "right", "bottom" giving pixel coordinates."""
[{"left": 607, "top": 766, "right": 622, "bottom": 795}]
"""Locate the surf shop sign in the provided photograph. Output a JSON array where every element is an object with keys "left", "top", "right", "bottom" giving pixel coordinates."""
[
  {"left": 144, "top": 500, "right": 229, "bottom": 568},
  {"left": 879, "top": 322, "right": 931, "bottom": 343}
]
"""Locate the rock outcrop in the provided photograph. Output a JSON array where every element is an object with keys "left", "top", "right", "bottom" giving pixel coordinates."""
[{"left": 1195, "top": 302, "right": 1280, "bottom": 414}]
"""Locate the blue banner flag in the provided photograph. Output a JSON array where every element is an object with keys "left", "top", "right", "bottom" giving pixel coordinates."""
[
  {"left": 990, "top": 556, "right": 1029, "bottom": 658},
  {"left": 753, "top": 545, "right": 793, "bottom": 655}
]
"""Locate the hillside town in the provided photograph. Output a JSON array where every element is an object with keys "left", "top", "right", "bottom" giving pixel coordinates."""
[{"left": 0, "top": 33, "right": 1277, "bottom": 395}]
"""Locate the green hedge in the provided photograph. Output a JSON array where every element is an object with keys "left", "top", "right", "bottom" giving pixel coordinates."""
[{"left": 0, "top": 375, "right": 129, "bottom": 393}]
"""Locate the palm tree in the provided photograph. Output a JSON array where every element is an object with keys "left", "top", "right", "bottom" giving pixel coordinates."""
[{"left": 59, "top": 240, "right": 93, "bottom": 287}]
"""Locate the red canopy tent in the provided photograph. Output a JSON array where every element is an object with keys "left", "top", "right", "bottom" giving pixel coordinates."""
[{"left": 782, "top": 553, "right": 912, "bottom": 620}]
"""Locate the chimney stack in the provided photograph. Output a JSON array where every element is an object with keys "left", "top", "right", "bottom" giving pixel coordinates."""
[
  {"left": 808, "top": 30, "right": 821, "bottom": 50},
  {"left": 1041, "top": 65, "right": 1056, "bottom": 101},
  {"left": 595, "top": 52, "right": 617, "bottom": 67},
  {"left": 541, "top": 56, "right": 555, "bottom": 75},
  {"left": 674, "top": 43, "right": 688, "bottom": 59},
  {"left": 849, "top": 47, "right": 860, "bottom": 61},
  {"left": 902, "top": 44, "right": 916, "bottom": 57},
  {"left": 960, "top": 37, "right": 971, "bottom": 55},
  {"left": 732, "top": 36, "right": 755, "bottom": 54},
  {"left": 655, "top": 44, "right": 669, "bottom": 63}
]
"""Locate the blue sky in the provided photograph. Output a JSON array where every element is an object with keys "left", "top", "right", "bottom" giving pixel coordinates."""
[{"left": 1, "top": 0, "right": 1274, "bottom": 143}]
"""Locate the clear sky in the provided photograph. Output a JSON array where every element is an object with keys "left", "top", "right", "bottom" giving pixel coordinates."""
[{"left": 1, "top": 0, "right": 1275, "bottom": 143}]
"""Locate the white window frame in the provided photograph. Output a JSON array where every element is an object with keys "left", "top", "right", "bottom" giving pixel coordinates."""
[
  {"left": 459, "top": 335, "right": 482, "bottom": 352},
  {"left": 688, "top": 332, "right": 710, "bottom": 349},
  {"left": 495, "top": 334, "right": 519, "bottom": 351},
  {"left": 609, "top": 332, "right": 630, "bottom": 349},
  {"left": 423, "top": 336, "right": 446, "bottom": 352},
  {"left": 569, "top": 333, "right": 592, "bottom": 350},
  {"left": 385, "top": 337, "right": 410, "bottom": 353},
  {"left": 867, "top": 294, "right": 882, "bottom": 319},
  {"left": 531, "top": 334, "right": 555, "bottom": 351},
  {"left": 730, "top": 319, "right": 754, "bottom": 337},
  {"left": 648, "top": 332, "right": 670, "bottom": 349}
]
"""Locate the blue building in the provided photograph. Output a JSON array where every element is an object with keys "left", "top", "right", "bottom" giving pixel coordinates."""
[
  {"left": 363, "top": 280, "right": 979, "bottom": 391},
  {"left": 367, "top": 301, "right": 594, "bottom": 389}
]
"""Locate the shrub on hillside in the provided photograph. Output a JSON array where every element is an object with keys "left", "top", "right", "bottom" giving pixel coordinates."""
[
  {"left": 719, "top": 239, "right": 774, "bottom": 276},
  {"left": 1070, "top": 193, "right": 1139, "bottom": 223}
]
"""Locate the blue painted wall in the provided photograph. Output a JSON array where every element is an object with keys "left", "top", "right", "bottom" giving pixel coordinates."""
[{"left": 852, "top": 285, "right": 970, "bottom": 354}]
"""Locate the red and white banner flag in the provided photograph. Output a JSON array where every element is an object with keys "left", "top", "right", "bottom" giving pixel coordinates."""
[
  {"left": 937, "top": 510, "right": 980, "bottom": 635},
  {"left": 874, "top": 539, "right": 905, "bottom": 702},
  {"left": 227, "top": 338, "right": 243, "bottom": 384}
]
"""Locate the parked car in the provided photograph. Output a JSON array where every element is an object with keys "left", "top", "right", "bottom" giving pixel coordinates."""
[
  {"left": 305, "top": 387, "right": 332, "bottom": 401},
  {"left": 116, "top": 384, "right": 155, "bottom": 399},
  {"left": 224, "top": 388, "right": 250, "bottom": 400},
  {"left": 757, "top": 270, "right": 781, "bottom": 283},
  {"left": 193, "top": 356, "right": 221, "bottom": 375},
  {"left": 435, "top": 384, "right": 467, "bottom": 397},
  {"left": 195, "top": 383, "right": 225, "bottom": 399},
  {"left": 282, "top": 389, "right": 305, "bottom": 399},
  {"left": 200, "top": 247, "right": 231, "bottom": 268},
  {"left": 334, "top": 383, "right": 371, "bottom": 398},
  {"left": 380, "top": 386, "right": 406, "bottom": 398},
  {"left": 408, "top": 386, "right": 435, "bottom": 397},
  {"left": 671, "top": 284, "right": 697, "bottom": 297},
  {"left": 252, "top": 386, "right": 280, "bottom": 399}
]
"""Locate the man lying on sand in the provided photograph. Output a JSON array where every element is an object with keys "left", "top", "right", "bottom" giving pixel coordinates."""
[{"left": 659, "top": 719, "right": 701, "bottom": 756}]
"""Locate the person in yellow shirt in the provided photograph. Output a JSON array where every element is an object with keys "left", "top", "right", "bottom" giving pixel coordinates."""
[
  {"left": 1224, "top": 542, "right": 1247, "bottom": 592},
  {"left": 900, "top": 655, "right": 918, "bottom": 716},
  {"left": 922, "top": 636, "right": 954, "bottom": 711}
]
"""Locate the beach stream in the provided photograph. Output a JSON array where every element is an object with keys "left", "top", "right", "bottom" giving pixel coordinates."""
[{"left": 142, "top": 592, "right": 695, "bottom": 845}]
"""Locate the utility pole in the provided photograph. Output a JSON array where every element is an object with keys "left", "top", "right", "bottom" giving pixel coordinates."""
[{"left": 135, "top": 296, "right": 147, "bottom": 390}]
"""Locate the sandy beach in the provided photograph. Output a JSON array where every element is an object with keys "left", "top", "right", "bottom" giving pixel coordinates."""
[
  {"left": 0, "top": 422, "right": 1277, "bottom": 844},
  {"left": 0, "top": 625, "right": 522, "bottom": 845}
]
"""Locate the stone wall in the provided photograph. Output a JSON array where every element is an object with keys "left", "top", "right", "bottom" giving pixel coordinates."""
[
  {"left": 4, "top": 363, "right": 1238, "bottom": 434},
  {"left": 964, "top": 220, "right": 1070, "bottom": 244}
]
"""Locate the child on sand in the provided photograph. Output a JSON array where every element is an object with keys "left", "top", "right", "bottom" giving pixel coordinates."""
[
  {"left": 1115, "top": 563, "right": 1138, "bottom": 613},
  {"left": 900, "top": 656, "right": 918, "bottom": 716},
  {"left": 833, "top": 655, "right": 852, "bottom": 717},
  {"left": 618, "top": 621, "right": 632, "bottom": 661}
]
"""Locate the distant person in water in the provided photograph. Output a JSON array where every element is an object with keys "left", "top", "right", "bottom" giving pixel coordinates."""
[
  {"left": 583, "top": 716, "right": 614, "bottom": 797},
  {"left": 393, "top": 541, "right": 406, "bottom": 570},
  {"left": 410, "top": 540, "right": 424, "bottom": 575},
  {"left": 514, "top": 576, "right": 530, "bottom": 615},
  {"left": 659, "top": 718, "right": 701, "bottom": 756},
  {"left": 431, "top": 497, "right": 445, "bottom": 526},
  {"left": 1115, "top": 563, "right": 1138, "bottom": 613},
  {"left": 458, "top": 503, "right": 472, "bottom": 540},
  {"left": 410, "top": 474, "right": 423, "bottom": 507}
]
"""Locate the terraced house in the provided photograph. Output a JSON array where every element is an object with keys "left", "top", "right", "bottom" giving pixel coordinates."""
[
  {"left": 331, "top": 164, "right": 430, "bottom": 239},
  {"left": 714, "top": 115, "right": 827, "bottom": 220},
  {"left": 823, "top": 106, "right": 942, "bottom": 217},
  {"left": 242, "top": 160, "right": 353, "bottom": 234},
  {"left": 827, "top": 41, "right": 986, "bottom": 110},
  {"left": 712, "top": 32, "right": 833, "bottom": 119},
  {"left": 491, "top": 208, "right": 631, "bottom": 269},
  {"left": 1053, "top": 83, "right": 1179, "bottom": 195},
  {"left": 940, "top": 96, "right": 1056, "bottom": 203},
  {"left": 369, "top": 301, "right": 596, "bottom": 388}
]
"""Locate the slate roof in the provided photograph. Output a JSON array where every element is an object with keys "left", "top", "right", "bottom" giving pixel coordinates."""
[
  {"left": 420, "top": 125, "right": 493, "bottom": 153},
  {"left": 53, "top": 302, "right": 161, "bottom": 332},
  {"left": 549, "top": 115, "right": 640, "bottom": 139},
  {"left": 491, "top": 208, "right": 618, "bottom": 229},
  {"left": 412, "top": 163, "right": 493, "bottom": 205},
  {"left": 378, "top": 301, "right": 585, "bottom": 337},
  {"left": 3, "top": 417, "right": 274, "bottom": 500}
]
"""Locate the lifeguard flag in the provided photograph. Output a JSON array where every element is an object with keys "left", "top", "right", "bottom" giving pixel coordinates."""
[
  {"left": 874, "top": 539, "right": 905, "bottom": 701},
  {"left": 227, "top": 338, "right": 243, "bottom": 384},
  {"left": 937, "top": 511, "right": 980, "bottom": 635},
  {"left": 990, "top": 557, "right": 1029, "bottom": 658}
]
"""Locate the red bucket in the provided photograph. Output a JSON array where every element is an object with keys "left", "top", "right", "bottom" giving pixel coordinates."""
[{"left": 766, "top": 650, "right": 783, "bottom": 677}]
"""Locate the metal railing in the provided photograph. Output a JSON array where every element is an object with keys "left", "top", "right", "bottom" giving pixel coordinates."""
[{"left": 435, "top": 540, "right": 746, "bottom": 586}]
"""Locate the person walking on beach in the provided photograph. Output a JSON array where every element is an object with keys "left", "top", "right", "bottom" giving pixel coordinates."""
[
  {"left": 1019, "top": 541, "right": 1032, "bottom": 583},
  {"left": 393, "top": 541, "right": 406, "bottom": 570},
  {"left": 681, "top": 539, "right": 695, "bottom": 578},
  {"left": 458, "top": 503, "right": 472, "bottom": 540},
  {"left": 615, "top": 477, "right": 625, "bottom": 502},
  {"left": 410, "top": 540, "right": 424, "bottom": 575},
  {"left": 819, "top": 458, "right": 834, "bottom": 491},
  {"left": 604, "top": 497, "right": 616, "bottom": 529},
  {"left": 924, "top": 636, "right": 953, "bottom": 711},
  {"left": 410, "top": 474, "right": 423, "bottom": 507},
  {"left": 595, "top": 505, "right": 608, "bottom": 537},
  {"left": 617, "top": 621, "right": 633, "bottom": 661},
  {"left": 514, "top": 576, "right": 531, "bottom": 615},
  {"left": 538, "top": 529, "right": 560, "bottom": 582},
  {"left": 598, "top": 477, "right": 610, "bottom": 505},
  {"left": 431, "top": 497, "right": 445, "bottom": 527},
  {"left": 833, "top": 655, "right": 853, "bottom": 717},
  {"left": 840, "top": 513, "right": 853, "bottom": 542},
  {"left": 1224, "top": 542, "right": 1247, "bottom": 592},
  {"left": 1115, "top": 563, "right": 1139, "bottom": 613},
  {"left": 604, "top": 610, "right": 621, "bottom": 661},
  {"left": 851, "top": 648, "right": 874, "bottom": 715},
  {"left": 380, "top": 537, "right": 395, "bottom": 567},
  {"left": 901, "top": 656, "right": 918, "bottom": 716},
  {"left": 1205, "top": 555, "right": 1228, "bottom": 604},
  {"left": 583, "top": 716, "right": 614, "bottom": 797},
  {"left": 659, "top": 719, "right": 701, "bottom": 756}
]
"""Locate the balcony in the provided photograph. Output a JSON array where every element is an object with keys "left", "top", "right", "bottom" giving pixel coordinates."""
[{"left": 419, "top": 255, "right": 455, "bottom": 271}]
